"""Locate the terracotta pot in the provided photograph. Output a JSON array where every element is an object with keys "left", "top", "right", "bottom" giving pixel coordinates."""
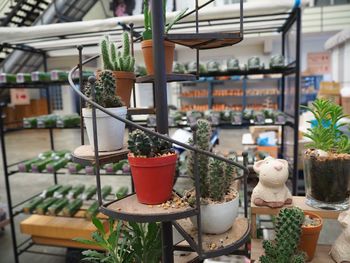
[
  {"left": 299, "top": 211, "right": 323, "bottom": 261},
  {"left": 141, "top": 40, "right": 175, "bottom": 75},
  {"left": 128, "top": 153, "right": 177, "bottom": 205},
  {"left": 96, "top": 70, "right": 135, "bottom": 108}
]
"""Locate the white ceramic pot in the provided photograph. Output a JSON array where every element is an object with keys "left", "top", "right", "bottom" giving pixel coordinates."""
[
  {"left": 190, "top": 193, "right": 239, "bottom": 234},
  {"left": 82, "top": 107, "right": 127, "bottom": 151}
]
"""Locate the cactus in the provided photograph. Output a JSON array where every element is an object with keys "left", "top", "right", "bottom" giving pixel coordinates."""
[
  {"left": 84, "top": 70, "right": 124, "bottom": 108},
  {"left": 100, "top": 32, "right": 135, "bottom": 72},
  {"left": 259, "top": 207, "right": 306, "bottom": 263},
  {"left": 187, "top": 119, "right": 211, "bottom": 198},
  {"left": 128, "top": 130, "right": 173, "bottom": 158}
]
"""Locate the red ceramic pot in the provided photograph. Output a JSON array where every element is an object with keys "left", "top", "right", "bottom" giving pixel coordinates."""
[{"left": 128, "top": 153, "right": 177, "bottom": 204}]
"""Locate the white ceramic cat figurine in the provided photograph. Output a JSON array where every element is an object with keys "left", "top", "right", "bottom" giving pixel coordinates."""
[
  {"left": 330, "top": 210, "right": 350, "bottom": 263},
  {"left": 252, "top": 157, "right": 292, "bottom": 208}
]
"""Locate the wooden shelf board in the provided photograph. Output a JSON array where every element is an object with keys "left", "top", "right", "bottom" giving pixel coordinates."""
[
  {"left": 165, "top": 32, "right": 242, "bottom": 49},
  {"left": 20, "top": 214, "right": 106, "bottom": 240},
  {"left": 32, "top": 236, "right": 101, "bottom": 251},
  {"left": 175, "top": 217, "right": 249, "bottom": 253},
  {"left": 136, "top": 74, "right": 196, "bottom": 83},
  {"left": 251, "top": 239, "right": 332, "bottom": 263},
  {"left": 102, "top": 193, "right": 196, "bottom": 222},
  {"left": 71, "top": 145, "right": 128, "bottom": 165},
  {"left": 174, "top": 252, "right": 198, "bottom": 263},
  {"left": 251, "top": 196, "right": 341, "bottom": 219}
]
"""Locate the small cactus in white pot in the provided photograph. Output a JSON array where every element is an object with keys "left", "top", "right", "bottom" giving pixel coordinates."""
[
  {"left": 187, "top": 119, "right": 239, "bottom": 234},
  {"left": 83, "top": 71, "right": 127, "bottom": 151}
]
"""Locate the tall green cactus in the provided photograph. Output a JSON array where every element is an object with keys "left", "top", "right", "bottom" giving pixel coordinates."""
[
  {"left": 260, "top": 207, "right": 306, "bottom": 263},
  {"left": 84, "top": 70, "right": 123, "bottom": 108},
  {"left": 100, "top": 32, "right": 135, "bottom": 72}
]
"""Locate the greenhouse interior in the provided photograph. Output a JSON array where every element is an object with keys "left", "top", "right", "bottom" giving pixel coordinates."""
[{"left": 0, "top": 0, "right": 350, "bottom": 262}]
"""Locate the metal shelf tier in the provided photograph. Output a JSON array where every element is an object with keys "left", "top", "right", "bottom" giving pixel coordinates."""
[
  {"left": 100, "top": 193, "right": 198, "bottom": 223},
  {"left": 165, "top": 32, "right": 243, "bottom": 49},
  {"left": 173, "top": 217, "right": 250, "bottom": 258},
  {"left": 71, "top": 145, "right": 128, "bottom": 166},
  {"left": 136, "top": 73, "right": 196, "bottom": 83}
]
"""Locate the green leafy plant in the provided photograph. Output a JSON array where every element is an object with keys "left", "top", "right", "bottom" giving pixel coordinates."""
[
  {"left": 84, "top": 70, "right": 124, "bottom": 108},
  {"left": 260, "top": 207, "right": 306, "bottom": 263},
  {"left": 187, "top": 119, "right": 236, "bottom": 202},
  {"left": 143, "top": 0, "right": 188, "bottom": 40},
  {"left": 302, "top": 99, "right": 350, "bottom": 154},
  {"left": 128, "top": 130, "right": 174, "bottom": 158},
  {"left": 75, "top": 218, "right": 161, "bottom": 263},
  {"left": 100, "top": 32, "right": 135, "bottom": 72},
  {"left": 74, "top": 218, "right": 133, "bottom": 263},
  {"left": 125, "top": 222, "right": 162, "bottom": 263}
]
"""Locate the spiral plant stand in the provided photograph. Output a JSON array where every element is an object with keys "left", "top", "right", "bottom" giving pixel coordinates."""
[{"left": 68, "top": 0, "right": 250, "bottom": 261}]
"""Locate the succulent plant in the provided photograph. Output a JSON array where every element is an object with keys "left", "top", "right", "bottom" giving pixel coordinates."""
[
  {"left": 100, "top": 32, "right": 135, "bottom": 72},
  {"left": 259, "top": 207, "right": 306, "bottom": 263},
  {"left": 84, "top": 70, "right": 123, "bottom": 108},
  {"left": 128, "top": 130, "right": 174, "bottom": 158},
  {"left": 187, "top": 119, "right": 235, "bottom": 201}
]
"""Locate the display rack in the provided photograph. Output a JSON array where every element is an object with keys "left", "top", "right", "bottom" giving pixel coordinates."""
[{"left": 0, "top": 1, "right": 303, "bottom": 262}]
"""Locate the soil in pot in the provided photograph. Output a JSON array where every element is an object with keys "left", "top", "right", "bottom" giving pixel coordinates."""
[
  {"left": 141, "top": 40, "right": 175, "bottom": 75},
  {"left": 128, "top": 152, "right": 177, "bottom": 205},
  {"left": 299, "top": 211, "right": 323, "bottom": 261},
  {"left": 304, "top": 149, "right": 350, "bottom": 210},
  {"left": 187, "top": 188, "right": 239, "bottom": 234}
]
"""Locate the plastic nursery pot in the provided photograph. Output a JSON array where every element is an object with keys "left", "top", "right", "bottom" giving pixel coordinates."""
[
  {"left": 82, "top": 107, "right": 127, "bottom": 152},
  {"left": 303, "top": 149, "right": 350, "bottom": 210},
  {"left": 141, "top": 40, "right": 175, "bottom": 75},
  {"left": 128, "top": 153, "right": 177, "bottom": 205},
  {"left": 190, "top": 193, "right": 239, "bottom": 234},
  {"left": 96, "top": 70, "right": 135, "bottom": 108},
  {"left": 299, "top": 211, "right": 323, "bottom": 261}
]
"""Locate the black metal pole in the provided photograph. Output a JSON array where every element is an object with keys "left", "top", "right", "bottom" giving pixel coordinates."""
[
  {"left": 130, "top": 23, "right": 137, "bottom": 108},
  {"left": 78, "top": 45, "right": 85, "bottom": 146},
  {"left": 43, "top": 52, "right": 57, "bottom": 185},
  {"left": 242, "top": 152, "right": 248, "bottom": 218},
  {"left": 89, "top": 76, "right": 103, "bottom": 205},
  {"left": 293, "top": 8, "right": 301, "bottom": 196},
  {"left": 281, "top": 31, "right": 286, "bottom": 157},
  {"left": 151, "top": 0, "right": 168, "bottom": 134},
  {"left": 151, "top": 1, "right": 172, "bottom": 262},
  {"left": 0, "top": 105, "right": 19, "bottom": 263}
]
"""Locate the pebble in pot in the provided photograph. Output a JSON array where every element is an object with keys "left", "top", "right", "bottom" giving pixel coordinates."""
[
  {"left": 330, "top": 210, "right": 350, "bottom": 262},
  {"left": 252, "top": 157, "right": 292, "bottom": 208}
]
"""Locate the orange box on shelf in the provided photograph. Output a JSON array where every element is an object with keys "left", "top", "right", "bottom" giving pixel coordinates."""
[{"left": 256, "top": 146, "right": 278, "bottom": 158}]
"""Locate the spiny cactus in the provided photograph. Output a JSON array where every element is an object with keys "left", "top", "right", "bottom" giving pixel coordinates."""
[
  {"left": 208, "top": 158, "right": 225, "bottom": 201},
  {"left": 187, "top": 119, "right": 211, "bottom": 198},
  {"left": 259, "top": 207, "right": 306, "bottom": 263},
  {"left": 100, "top": 33, "right": 135, "bottom": 72},
  {"left": 84, "top": 70, "right": 123, "bottom": 108},
  {"left": 128, "top": 130, "right": 174, "bottom": 158}
]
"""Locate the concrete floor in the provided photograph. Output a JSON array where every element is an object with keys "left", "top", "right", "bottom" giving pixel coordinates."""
[{"left": 0, "top": 128, "right": 342, "bottom": 263}]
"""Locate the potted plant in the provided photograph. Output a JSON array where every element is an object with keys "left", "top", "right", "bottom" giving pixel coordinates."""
[
  {"left": 141, "top": 0, "right": 188, "bottom": 75},
  {"left": 258, "top": 207, "right": 306, "bottom": 263},
  {"left": 100, "top": 32, "right": 135, "bottom": 107},
  {"left": 186, "top": 119, "right": 239, "bottom": 234},
  {"left": 127, "top": 130, "right": 177, "bottom": 204},
  {"left": 302, "top": 99, "right": 350, "bottom": 210},
  {"left": 299, "top": 212, "right": 323, "bottom": 261},
  {"left": 83, "top": 70, "right": 126, "bottom": 151}
]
